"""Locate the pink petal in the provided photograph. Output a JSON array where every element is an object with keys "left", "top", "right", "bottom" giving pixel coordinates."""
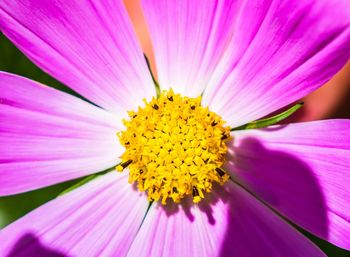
[
  {"left": 228, "top": 119, "right": 350, "bottom": 249},
  {"left": 141, "top": 0, "right": 233, "bottom": 96},
  {"left": 0, "top": 0, "right": 155, "bottom": 116},
  {"left": 0, "top": 72, "right": 122, "bottom": 196},
  {"left": 199, "top": 0, "right": 350, "bottom": 127},
  {"left": 0, "top": 172, "right": 149, "bottom": 257},
  {"left": 127, "top": 182, "right": 324, "bottom": 257}
]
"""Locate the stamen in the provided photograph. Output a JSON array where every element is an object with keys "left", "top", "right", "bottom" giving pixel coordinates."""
[
  {"left": 116, "top": 160, "right": 132, "bottom": 171},
  {"left": 192, "top": 186, "right": 200, "bottom": 203},
  {"left": 117, "top": 89, "right": 232, "bottom": 204},
  {"left": 215, "top": 167, "right": 226, "bottom": 177},
  {"left": 221, "top": 134, "right": 229, "bottom": 140}
]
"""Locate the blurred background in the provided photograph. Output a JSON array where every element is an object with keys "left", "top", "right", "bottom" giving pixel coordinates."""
[{"left": 0, "top": 0, "right": 350, "bottom": 256}]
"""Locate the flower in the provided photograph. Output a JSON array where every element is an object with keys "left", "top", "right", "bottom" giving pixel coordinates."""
[{"left": 0, "top": 0, "right": 350, "bottom": 256}]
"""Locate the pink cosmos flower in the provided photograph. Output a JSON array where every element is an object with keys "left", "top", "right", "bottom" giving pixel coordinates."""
[{"left": 1, "top": 0, "right": 350, "bottom": 256}]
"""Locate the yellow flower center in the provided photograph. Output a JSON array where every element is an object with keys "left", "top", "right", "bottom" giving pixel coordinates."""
[{"left": 117, "top": 89, "right": 232, "bottom": 204}]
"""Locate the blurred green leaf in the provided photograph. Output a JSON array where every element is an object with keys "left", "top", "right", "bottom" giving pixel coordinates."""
[
  {"left": 0, "top": 180, "right": 77, "bottom": 228},
  {"left": 0, "top": 32, "right": 78, "bottom": 96}
]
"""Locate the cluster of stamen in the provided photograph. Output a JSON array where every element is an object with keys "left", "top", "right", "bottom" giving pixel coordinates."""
[{"left": 117, "top": 90, "right": 231, "bottom": 204}]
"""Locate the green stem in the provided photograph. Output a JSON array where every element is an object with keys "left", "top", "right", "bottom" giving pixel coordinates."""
[
  {"left": 144, "top": 54, "right": 160, "bottom": 97},
  {"left": 57, "top": 168, "right": 115, "bottom": 197},
  {"left": 231, "top": 102, "right": 304, "bottom": 131}
]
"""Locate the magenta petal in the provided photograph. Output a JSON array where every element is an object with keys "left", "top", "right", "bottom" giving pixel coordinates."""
[
  {"left": 0, "top": 0, "right": 155, "bottom": 115},
  {"left": 0, "top": 172, "right": 149, "bottom": 257},
  {"left": 141, "top": 0, "right": 236, "bottom": 96},
  {"left": 127, "top": 183, "right": 324, "bottom": 257},
  {"left": 200, "top": 0, "right": 350, "bottom": 127},
  {"left": 229, "top": 120, "right": 350, "bottom": 249},
  {"left": 0, "top": 72, "right": 122, "bottom": 196}
]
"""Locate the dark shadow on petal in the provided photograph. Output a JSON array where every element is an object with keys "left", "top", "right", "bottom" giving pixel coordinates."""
[
  {"left": 158, "top": 183, "right": 232, "bottom": 225},
  {"left": 219, "top": 137, "right": 328, "bottom": 256},
  {"left": 7, "top": 233, "right": 69, "bottom": 257},
  {"left": 133, "top": 169, "right": 234, "bottom": 224}
]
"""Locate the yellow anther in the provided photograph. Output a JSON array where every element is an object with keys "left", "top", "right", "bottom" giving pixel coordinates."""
[{"left": 117, "top": 89, "right": 232, "bottom": 204}]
